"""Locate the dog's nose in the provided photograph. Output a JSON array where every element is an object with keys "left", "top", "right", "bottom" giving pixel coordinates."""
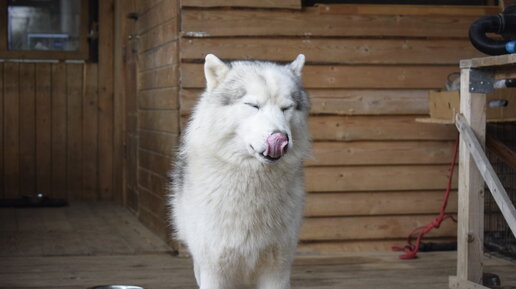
[{"left": 263, "top": 132, "right": 289, "bottom": 158}]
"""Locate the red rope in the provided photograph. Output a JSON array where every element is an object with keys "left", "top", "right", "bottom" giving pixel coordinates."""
[{"left": 392, "top": 133, "right": 460, "bottom": 259}]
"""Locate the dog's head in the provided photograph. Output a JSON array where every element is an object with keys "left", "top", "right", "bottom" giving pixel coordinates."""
[{"left": 196, "top": 54, "right": 310, "bottom": 165}]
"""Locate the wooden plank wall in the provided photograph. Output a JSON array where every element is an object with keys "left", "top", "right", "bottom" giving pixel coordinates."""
[
  {"left": 0, "top": 0, "right": 118, "bottom": 202},
  {"left": 130, "top": 0, "right": 180, "bottom": 243},
  {"left": 179, "top": 2, "right": 492, "bottom": 252},
  {"left": 1, "top": 62, "right": 98, "bottom": 200}
]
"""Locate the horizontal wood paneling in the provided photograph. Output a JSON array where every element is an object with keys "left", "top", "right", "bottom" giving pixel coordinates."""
[
  {"left": 139, "top": 130, "right": 178, "bottom": 156},
  {"left": 181, "top": 63, "right": 459, "bottom": 89},
  {"left": 317, "top": 4, "right": 499, "bottom": 16},
  {"left": 139, "top": 19, "right": 178, "bottom": 53},
  {"left": 134, "top": 0, "right": 180, "bottom": 249},
  {"left": 181, "top": 38, "right": 482, "bottom": 65},
  {"left": 138, "top": 185, "right": 168, "bottom": 222},
  {"left": 305, "top": 165, "right": 458, "bottom": 192},
  {"left": 305, "top": 191, "right": 458, "bottom": 217},
  {"left": 182, "top": 8, "right": 480, "bottom": 38},
  {"left": 139, "top": 87, "right": 178, "bottom": 110},
  {"left": 300, "top": 214, "right": 457, "bottom": 241},
  {"left": 139, "top": 66, "right": 178, "bottom": 90},
  {"left": 174, "top": 3, "right": 483, "bottom": 252},
  {"left": 309, "top": 89, "right": 429, "bottom": 116},
  {"left": 137, "top": 0, "right": 179, "bottom": 34},
  {"left": 297, "top": 238, "right": 455, "bottom": 253},
  {"left": 138, "top": 149, "right": 173, "bottom": 178},
  {"left": 309, "top": 116, "right": 456, "bottom": 141},
  {"left": 181, "top": 0, "right": 301, "bottom": 9},
  {"left": 139, "top": 110, "right": 179, "bottom": 133},
  {"left": 180, "top": 88, "right": 430, "bottom": 116},
  {"left": 308, "top": 141, "right": 455, "bottom": 166},
  {"left": 138, "top": 167, "right": 169, "bottom": 198},
  {"left": 139, "top": 42, "right": 178, "bottom": 72}
]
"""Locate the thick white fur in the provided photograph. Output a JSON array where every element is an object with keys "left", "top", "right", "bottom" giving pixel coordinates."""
[{"left": 170, "top": 54, "right": 310, "bottom": 289}]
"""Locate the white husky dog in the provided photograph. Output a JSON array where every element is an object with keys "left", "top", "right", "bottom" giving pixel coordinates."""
[{"left": 170, "top": 54, "right": 310, "bottom": 289}]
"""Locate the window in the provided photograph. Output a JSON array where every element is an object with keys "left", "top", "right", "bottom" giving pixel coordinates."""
[{"left": 0, "top": 0, "right": 90, "bottom": 60}]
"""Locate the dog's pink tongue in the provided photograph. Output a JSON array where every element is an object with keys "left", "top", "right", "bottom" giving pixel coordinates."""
[{"left": 264, "top": 133, "right": 289, "bottom": 158}]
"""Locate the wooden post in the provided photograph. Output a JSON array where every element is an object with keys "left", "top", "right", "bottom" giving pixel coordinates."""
[{"left": 455, "top": 67, "right": 486, "bottom": 286}]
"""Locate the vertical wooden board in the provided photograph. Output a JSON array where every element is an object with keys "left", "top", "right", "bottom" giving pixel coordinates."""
[
  {"left": 51, "top": 63, "right": 68, "bottom": 199},
  {"left": 18, "top": 63, "right": 36, "bottom": 195},
  {"left": 66, "top": 64, "right": 84, "bottom": 199},
  {"left": 35, "top": 64, "right": 52, "bottom": 196},
  {"left": 3, "top": 62, "right": 20, "bottom": 198},
  {"left": 0, "top": 63, "right": 3, "bottom": 198},
  {"left": 113, "top": 0, "right": 136, "bottom": 205},
  {"left": 456, "top": 67, "right": 486, "bottom": 284},
  {"left": 82, "top": 64, "right": 99, "bottom": 200},
  {"left": 98, "top": 0, "right": 115, "bottom": 200}
]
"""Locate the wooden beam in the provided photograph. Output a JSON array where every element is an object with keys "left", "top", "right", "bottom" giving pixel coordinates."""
[
  {"left": 460, "top": 54, "right": 516, "bottom": 69},
  {"left": 35, "top": 64, "right": 52, "bottom": 197},
  {"left": 98, "top": 0, "right": 115, "bottom": 200},
  {"left": 449, "top": 276, "right": 490, "bottom": 289},
  {"left": 486, "top": 135, "right": 516, "bottom": 171},
  {"left": 455, "top": 67, "right": 485, "bottom": 285},
  {"left": 50, "top": 63, "right": 68, "bottom": 199},
  {"left": 456, "top": 113, "right": 516, "bottom": 239}
]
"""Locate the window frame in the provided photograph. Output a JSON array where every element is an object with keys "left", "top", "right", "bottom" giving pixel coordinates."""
[{"left": 0, "top": 0, "right": 90, "bottom": 60}]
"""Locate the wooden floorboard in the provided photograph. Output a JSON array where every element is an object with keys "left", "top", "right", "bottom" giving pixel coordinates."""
[
  {"left": 0, "top": 202, "right": 515, "bottom": 289},
  {"left": 0, "top": 202, "right": 171, "bottom": 257}
]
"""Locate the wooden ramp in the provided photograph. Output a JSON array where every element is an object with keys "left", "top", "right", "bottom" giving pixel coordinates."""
[{"left": 1, "top": 202, "right": 515, "bottom": 289}]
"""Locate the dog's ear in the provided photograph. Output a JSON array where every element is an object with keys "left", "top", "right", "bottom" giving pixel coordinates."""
[
  {"left": 289, "top": 54, "right": 305, "bottom": 78},
  {"left": 204, "top": 54, "right": 230, "bottom": 92}
]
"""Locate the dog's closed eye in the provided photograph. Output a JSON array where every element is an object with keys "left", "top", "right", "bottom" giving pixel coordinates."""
[{"left": 244, "top": 102, "right": 260, "bottom": 110}]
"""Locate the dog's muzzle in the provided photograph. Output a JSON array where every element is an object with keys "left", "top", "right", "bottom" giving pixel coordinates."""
[{"left": 263, "top": 132, "right": 289, "bottom": 160}]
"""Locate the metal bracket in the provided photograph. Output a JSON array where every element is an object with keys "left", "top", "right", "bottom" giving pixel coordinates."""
[{"left": 469, "top": 69, "right": 494, "bottom": 94}]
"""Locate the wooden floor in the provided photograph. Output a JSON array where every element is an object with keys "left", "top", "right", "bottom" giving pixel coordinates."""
[{"left": 1, "top": 202, "right": 515, "bottom": 289}]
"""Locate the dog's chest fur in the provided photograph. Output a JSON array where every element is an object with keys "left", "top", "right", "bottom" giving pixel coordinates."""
[{"left": 183, "top": 157, "right": 304, "bottom": 246}]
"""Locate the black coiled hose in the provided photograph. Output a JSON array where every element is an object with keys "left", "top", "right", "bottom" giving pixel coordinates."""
[{"left": 469, "top": 5, "right": 516, "bottom": 55}]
